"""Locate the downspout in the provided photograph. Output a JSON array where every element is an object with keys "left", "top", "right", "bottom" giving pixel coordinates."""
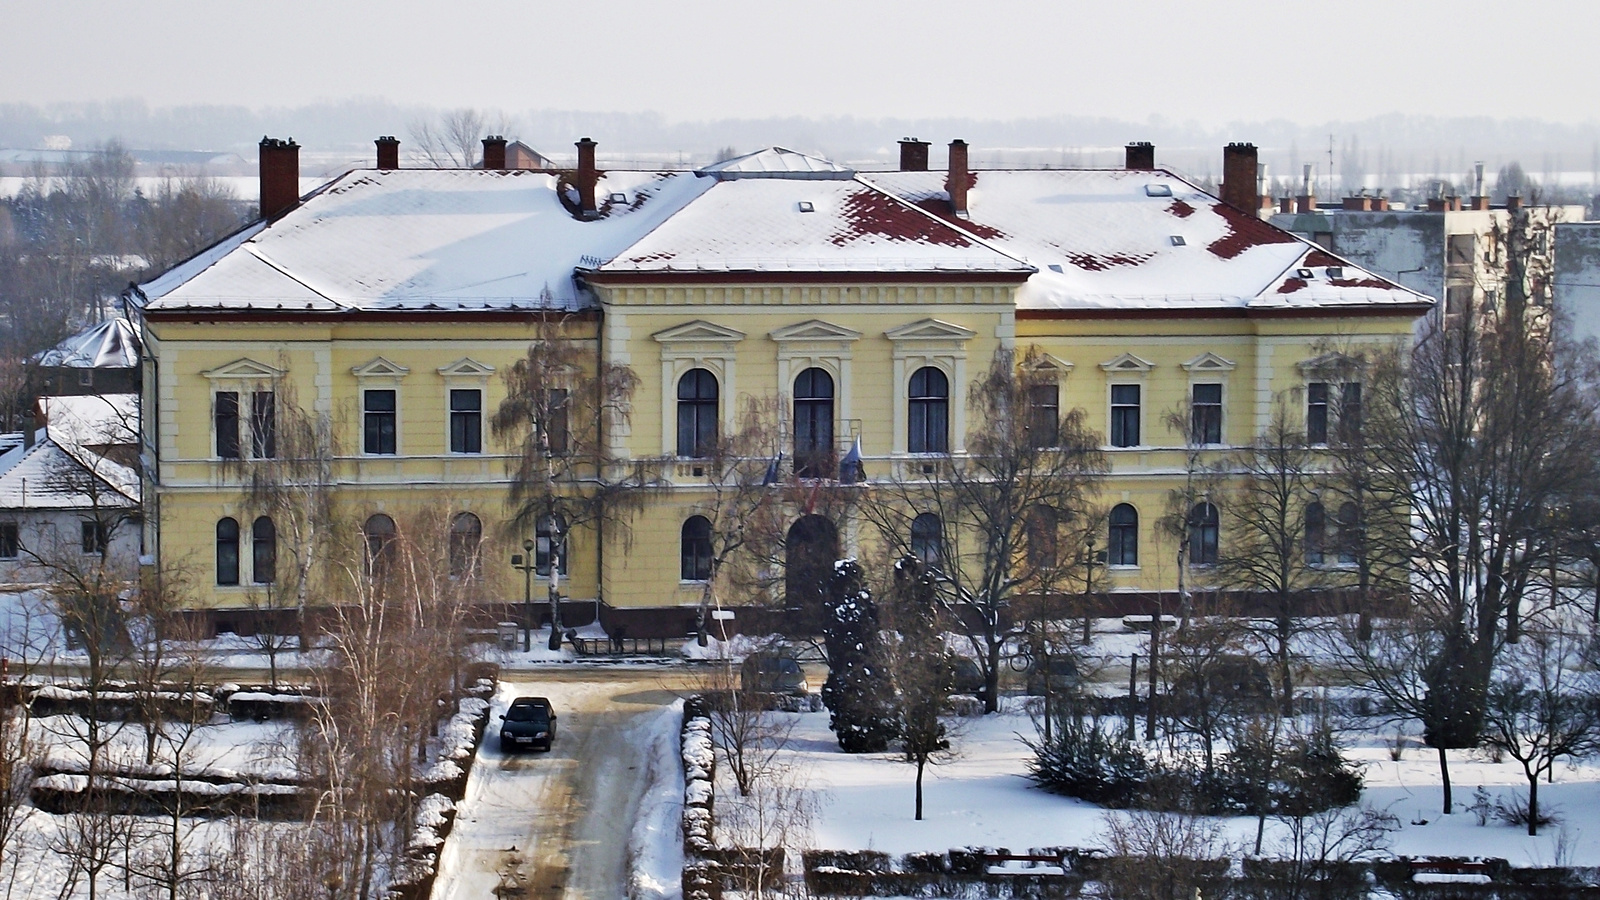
[{"left": 577, "top": 271, "right": 607, "bottom": 626}]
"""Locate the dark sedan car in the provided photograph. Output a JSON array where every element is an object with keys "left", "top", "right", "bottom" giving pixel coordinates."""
[{"left": 499, "top": 696, "right": 558, "bottom": 752}]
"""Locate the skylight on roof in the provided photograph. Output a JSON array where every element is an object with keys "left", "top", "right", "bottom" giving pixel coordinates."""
[
  {"left": 608, "top": 192, "right": 628, "bottom": 204},
  {"left": 1048, "top": 264, "right": 1064, "bottom": 273},
  {"left": 797, "top": 201, "right": 815, "bottom": 213},
  {"left": 1170, "top": 235, "right": 1186, "bottom": 246},
  {"left": 1144, "top": 184, "right": 1173, "bottom": 197},
  {"left": 1297, "top": 268, "right": 1315, "bottom": 278},
  {"left": 1326, "top": 266, "right": 1344, "bottom": 278}
]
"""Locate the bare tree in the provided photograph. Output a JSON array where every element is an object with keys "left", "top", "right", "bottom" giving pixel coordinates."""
[
  {"left": 234, "top": 371, "right": 338, "bottom": 650},
  {"left": 408, "top": 109, "right": 511, "bottom": 168},
  {"left": 862, "top": 347, "right": 1106, "bottom": 712},
  {"left": 1267, "top": 805, "right": 1398, "bottom": 900},
  {"left": 685, "top": 396, "right": 786, "bottom": 646},
  {"left": 1097, "top": 806, "right": 1229, "bottom": 900},
  {"left": 1217, "top": 399, "right": 1323, "bottom": 716},
  {"left": 1481, "top": 626, "right": 1600, "bottom": 835},
  {"left": 1357, "top": 273, "right": 1600, "bottom": 809},
  {"left": 491, "top": 315, "right": 663, "bottom": 650}
]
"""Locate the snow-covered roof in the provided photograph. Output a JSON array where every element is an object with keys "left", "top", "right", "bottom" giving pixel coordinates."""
[
  {"left": 597, "top": 177, "right": 1032, "bottom": 277},
  {"left": 864, "top": 169, "right": 1430, "bottom": 312},
  {"left": 139, "top": 168, "right": 715, "bottom": 313},
  {"left": 34, "top": 318, "right": 141, "bottom": 368},
  {"left": 0, "top": 440, "right": 138, "bottom": 510},
  {"left": 695, "top": 148, "right": 856, "bottom": 180},
  {"left": 0, "top": 395, "right": 139, "bottom": 511}
]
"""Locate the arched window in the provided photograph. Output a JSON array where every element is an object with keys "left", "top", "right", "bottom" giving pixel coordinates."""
[
  {"left": 908, "top": 366, "right": 949, "bottom": 454},
  {"left": 252, "top": 516, "right": 276, "bottom": 584},
  {"left": 363, "top": 514, "right": 398, "bottom": 577},
  {"left": 449, "top": 512, "right": 482, "bottom": 579},
  {"left": 216, "top": 518, "right": 240, "bottom": 586},
  {"left": 1305, "top": 501, "right": 1326, "bottom": 566},
  {"left": 1108, "top": 504, "right": 1138, "bottom": 567},
  {"left": 1187, "top": 502, "right": 1219, "bottom": 567},
  {"left": 1336, "top": 502, "right": 1360, "bottom": 565},
  {"left": 793, "top": 368, "right": 834, "bottom": 478},
  {"left": 910, "top": 513, "right": 943, "bottom": 568},
  {"left": 681, "top": 515, "right": 712, "bottom": 581},
  {"left": 676, "top": 369, "right": 719, "bottom": 458}
]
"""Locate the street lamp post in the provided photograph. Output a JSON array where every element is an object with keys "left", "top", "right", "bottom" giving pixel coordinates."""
[{"left": 512, "top": 538, "right": 536, "bottom": 652}]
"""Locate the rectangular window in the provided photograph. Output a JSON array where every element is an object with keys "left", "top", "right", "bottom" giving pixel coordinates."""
[
  {"left": 450, "top": 389, "right": 483, "bottom": 454},
  {"left": 1027, "top": 384, "right": 1059, "bottom": 449},
  {"left": 1445, "top": 284, "right": 1473, "bottom": 317},
  {"left": 251, "top": 391, "right": 276, "bottom": 458},
  {"left": 363, "top": 389, "right": 397, "bottom": 455},
  {"left": 536, "top": 527, "right": 570, "bottom": 576},
  {"left": 1110, "top": 384, "right": 1140, "bottom": 448},
  {"left": 215, "top": 391, "right": 240, "bottom": 459},
  {"left": 1446, "top": 233, "right": 1475, "bottom": 271},
  {"left": 81, "top": 520, "right": 107, "bottom": 555},
  {"left": 1307, "top": 382, "right": 1329, "bottom": 444},
  {"left": 0, "top": 522, "right": 17, "bottom": 559},
  {"left": 1191, "top": 383, "right": 1223, "bottom": 445},
  {"left": 541, "top": 389, "right": 569, "bottom": 456},
  {"left": 1338, "top": 382, "right": 1362, "bottom": 442}
]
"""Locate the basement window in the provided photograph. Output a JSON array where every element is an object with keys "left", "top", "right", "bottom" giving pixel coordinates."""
[
  {"left": 1170, "top": 235, "right": 1186, "bottom": 246},
  {"left": 797, "top": 201, "right": 815, "bottom": 212},
  {"left": 1144, "top": 184, "right": 1173, "bottom": 197}
]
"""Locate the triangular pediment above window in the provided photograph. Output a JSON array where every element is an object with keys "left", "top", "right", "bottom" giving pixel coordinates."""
[
  {"left": 1180, "top": 352, "right": 1237, "bottom": 373},
  {"left": 884, "top": 318, "right": 978, "bottom": 342},
  {"left": 1296, "top": 352, "right": 1365, "bottom": 375},
  {"left": 1098, "top": 352, "right": 1155, "bottom": 373},
  {"left": 351, "top": 357, "right": 410, "bottom": 379},
  {"left": 652, "top": 320, "right": 747, "bottom": 343},
  {"left": 438, "top": 357, "right": 496, "bottom": 377},
  {"left": 769, "top": 319, "right": 862, "bottom": 342},
  {"left": 202, "top": 358, "right": 281, "bottom": 380},
  {"left": 1024, "top": 352, "right": 1075, "bottom": 373}
]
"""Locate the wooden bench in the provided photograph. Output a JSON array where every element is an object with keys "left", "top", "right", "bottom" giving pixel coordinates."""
[{"left": 979, "top": 852, "right": 1069, "bottom": 875}]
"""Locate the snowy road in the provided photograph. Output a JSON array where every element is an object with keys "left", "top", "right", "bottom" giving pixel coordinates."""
[{"left": 431, "top": 668, "right": 696, "bottom": 900}]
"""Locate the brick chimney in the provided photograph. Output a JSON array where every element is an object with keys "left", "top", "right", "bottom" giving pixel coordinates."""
[
  {"left": 1470, "top": 162, "right": 1490, "bottom": 210},
  {"left": 576, "top": 137, "right": 598, "bottom": 219},
  {"left": 1295, "top": 163, "right": 1316, "bottom": 213},
  {"left": 482, "top": 135, "right": 507, "bottom": 170},
  {"left": 1342, "top": 196, "right": 1373, "bottom": 212},
  {"left": 375, "top": 135, "right": 399, "bottom": 170},
  {"left": 258, "top": 137, "right": 300, "bottom": 221},
  {"left": 1220, "top": 142, "right": 1258, "bottom": 214},
  {"left": 1507, "top": 195, "right": 1524, "bottom": 212},
  {"left": 947, "top": 139, "right": 970, "bottom": 218},
  {"left": 1125, "top": 141, "right": 1155, "bottom": 171},
  {"left": 898, "top": 138, "right": 930, "bottom": 172}
]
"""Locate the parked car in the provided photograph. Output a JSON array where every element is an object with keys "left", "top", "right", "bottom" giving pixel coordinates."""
[
  {"left": 947, "top": 655, "right": 989, "bottom": 700},
  {"left": 1024, "top": 655, "right": 1081, "bottom": 696},
  {"left": 499, "top": 696, "right": 558, "bottom": 752},
  {"left": 740, "top": 651, "right": 808, "bottom": 695},
  {"left": 1170, "top": 655, "right": 1273, "bottom": 712}
]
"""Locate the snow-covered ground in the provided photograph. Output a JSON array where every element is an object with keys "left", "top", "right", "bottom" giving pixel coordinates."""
[{"left": 764, "top": 707, "right": 1600, "bottom": 866}]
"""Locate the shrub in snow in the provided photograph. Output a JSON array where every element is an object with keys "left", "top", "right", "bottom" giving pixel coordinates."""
[
  {"left": 1493, "top": 790, "right": 1561, "bottom": 829},
  {"left": 1027, "top": 713, "right": 1148, "bottom": 807},
  {"left": 820, "top": 559, "right": 897, "bottom": 753}
]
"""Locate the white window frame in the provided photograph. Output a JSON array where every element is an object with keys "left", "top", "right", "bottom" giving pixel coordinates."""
[
  {"left": 439, "top": 358, "right": 496, "bottom": 456},
  {"left": 1099, "top": 353, "right": 1155, "bottom": 451},
  {"left": 352, "top": 357, "right": 409, "bottom": 457}
]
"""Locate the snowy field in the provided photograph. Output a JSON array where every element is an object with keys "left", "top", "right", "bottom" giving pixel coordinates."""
[{"left": 755, "top": 707, "right": 1600, "bottom": 867}]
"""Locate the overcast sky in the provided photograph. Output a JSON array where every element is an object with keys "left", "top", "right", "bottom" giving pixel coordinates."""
[{"left": 8, "top": 0, "right": 1600, "bottom": 126}]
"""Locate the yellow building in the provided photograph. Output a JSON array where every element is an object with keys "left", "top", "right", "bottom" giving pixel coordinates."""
[{"left": 132, "top": 137, "right": 1429, "bottom": 635}]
